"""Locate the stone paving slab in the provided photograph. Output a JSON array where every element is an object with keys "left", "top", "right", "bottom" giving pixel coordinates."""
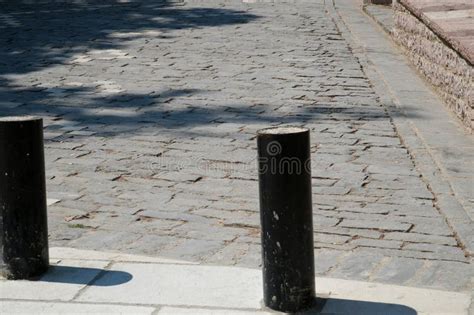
[
  {"left": 0, "top": 248, "right": 471, "bottom": 314},
  {"left": 0, "top": 0, "right": 472, "bottom": 298}
]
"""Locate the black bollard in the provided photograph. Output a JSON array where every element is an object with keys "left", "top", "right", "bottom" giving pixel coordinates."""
[
  {"left": 257, "top": 126, "right": 315, "bottom": 312},
  {"left": 0, "top": 116, "right": 49, "bottom": 279}
]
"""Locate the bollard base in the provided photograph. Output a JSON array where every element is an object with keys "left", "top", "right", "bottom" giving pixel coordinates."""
[
  {"left": 1, "top": 257, "right": 49, "bottom": 280},
  {"left": 264, "top": 287, "right": 316, "bottom": 313}
]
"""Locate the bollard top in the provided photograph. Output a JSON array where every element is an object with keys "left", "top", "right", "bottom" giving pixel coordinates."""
[
  {"left": 0, "top": 116, "right": 43, "bottom": 141},
  {"left": 258, "top": 126, "right": 308, "bottom": 135},
  {"left": 0, "top": 116, "right": 42, "bottom": 122}
]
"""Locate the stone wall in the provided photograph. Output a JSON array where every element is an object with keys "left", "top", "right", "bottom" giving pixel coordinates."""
[{"left": 392, "top": 1, "right": 473, "bottom": 131}]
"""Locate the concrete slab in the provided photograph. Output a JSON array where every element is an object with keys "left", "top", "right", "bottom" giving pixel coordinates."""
[
  {"left": 363, "top": 4, "right": 394, "bottom": 34},
  {"left": 77, "top": 263, "right": 263, "bottom": 309},
  {"left": 317, "top": 277, "right": 471, "bottom": 315},
  {"left": 0, "top": 259, "right": 108, "bottom": 301},
  {"left": 157, "top": 307, "right": 272, "bottom": 315},
  {"left": 0, "top": 301, "right": 155, "bottom": 314},
  {"left": 0, "top": 248, "right": 471, "bottom": 314}
]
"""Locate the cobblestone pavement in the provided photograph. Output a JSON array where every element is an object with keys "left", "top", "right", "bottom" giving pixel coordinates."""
[{"left": 1, "top": 0, "right": 472, "bottom": 293}]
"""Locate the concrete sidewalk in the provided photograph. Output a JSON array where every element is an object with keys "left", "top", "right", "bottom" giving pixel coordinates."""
[{"left": 0, "top": 247, "right": 471, "bottom": 314}]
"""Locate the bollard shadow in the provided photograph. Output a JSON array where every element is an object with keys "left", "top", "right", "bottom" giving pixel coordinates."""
[
  {"left": 38, "top": 265, "right": 132, "bottom": 286},
  {"left": 295, "top": 297, "right": 417, "bottom": 315}
]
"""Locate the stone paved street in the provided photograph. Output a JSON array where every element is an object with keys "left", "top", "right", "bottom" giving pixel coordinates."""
[{"left": 1, "top": 0, "right": 472, "bottom": 296}]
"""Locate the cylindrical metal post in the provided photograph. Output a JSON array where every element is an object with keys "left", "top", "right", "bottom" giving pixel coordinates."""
[
  {"left": 0, "top": 116, "right": 49, "bottom": 279},
  {"left": 257, "top": 126, "right": 315, "bottom": 312}
]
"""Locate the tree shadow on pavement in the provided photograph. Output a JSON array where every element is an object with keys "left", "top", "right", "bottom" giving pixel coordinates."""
[
  {"left": 1, "top": 84, "right": 419, "bottom": 140},
  {"left": 0, "top": 0, "right": 423, "bottom": 139},
  {"left": 0, "top": 0, "right": 260, "bottom": 131},
  {"left": 0, "top": 0, "right": 259, "bottom": 77}
]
